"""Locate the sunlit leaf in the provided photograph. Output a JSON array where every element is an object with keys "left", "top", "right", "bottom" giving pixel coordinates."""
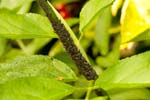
[
  {"left": 95, "top": 51, "right": 150, "bottom": 90},
  {"left": 108, "top": 88, "right": 150, "bottom": 100},
  {"left": 121, "top": 0, "right": 150, "bottom": 43},
  {"left": 91, "top": 96, "right": 108, "bottom": 100},
  {"left": 96, "top": 34, "right": 120, "bottom": 68},
  {"left": 0, "top": 77, "right": 74, "bottom": 100},
  {"left": 53, "top": 52, "right": 77, "bottom": 72},
  {"left": 95, "top": 7, "right": 111, "bottom": 55},
  {"left": 0, "top": 0, "right": 34, "bottom": 14},
  {"left": 0, "top": 49, "right": 25, "bottom": 63},
  {"left": 0, "top": 9, "right": 57, "bottom": 39},
  {"left": 66, "top": 18, "right": 79, "bottom": 27},
  {"left": 0, "top": 55, "right": 77, "bottom": 83},
  {"left": 80, "top": 0, "right": 114, "bottom": 32},
  {"left": 25, "top": 38, "right": 52, "bottom": 55},
  {"left": 132, "top": 29, "right": 150, "bottom": 41},
  {"left": 111, "top": 0, "right": 123, "bottom": 16}
]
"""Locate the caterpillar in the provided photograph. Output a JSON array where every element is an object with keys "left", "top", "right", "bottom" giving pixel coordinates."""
[{"left": 38, "top": 0, "right": 98, "bottom": 80}]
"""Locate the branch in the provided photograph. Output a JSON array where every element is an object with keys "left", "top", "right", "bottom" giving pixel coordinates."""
[{"left": 37, "top": 0, "right": 98, "bottom": 80}]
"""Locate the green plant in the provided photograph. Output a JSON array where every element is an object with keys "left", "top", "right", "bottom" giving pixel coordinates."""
[{"left": 0, "top": 0, "right": 150, "bottom": 100}]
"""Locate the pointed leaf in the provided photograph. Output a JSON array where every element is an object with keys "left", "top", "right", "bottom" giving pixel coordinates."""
[
  {"left": 95, "top": 7, "right": 112, "bottom": 55},
  {"left": 95, "top": 51, "right": 150, "bottom": 90},
  {"left": 111, "top": 0, "right": 123, "bottom": 16},
  {"left": 0, "top": 55, "right": 77, "bottom": 83},
  {"left": 0, "top": 77, "right": 74, "bottom": 100},
  {"left": 133, "top": 29, "right": 150, "bottom": 41},
  {"left": 96, "top": 34, "right": 120, "bottom": 68},
  {"left": 121, "top": 0, "right": 150, "bottom": 43},
  {"left": 0, "top": 9, "right": 57, "bottom": 39},
  {"left": 79, "top": 0, "right": 114, "bottom": 32},
  {"left": 0, "top": 0, "right": 33, "bottom": 14}
]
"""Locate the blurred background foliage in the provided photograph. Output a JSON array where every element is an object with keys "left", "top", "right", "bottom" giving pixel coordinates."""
[
  {"left": 0, "top": 0, "right": 150, "bottom": 72},
  {"left": 0, "top": 0, "right": 150, "bottom": 99},
  {"left": 0, "top": 0, "right": 149, "bottom": 78},
  {"left": 0, "top": 0, "right": 149, "bottom": 69}
]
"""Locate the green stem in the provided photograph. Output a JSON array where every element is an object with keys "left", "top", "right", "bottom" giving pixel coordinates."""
[
  {"left": 37, "top": 0, "right": 98, "bottom": 80},
  {"left": 16, "top": 39, "right": 29, "bottom": 55},
  {"left": 85, "top": 87, "right": 92, "bottom": 100},
  {"left": 85, "top": 81, "right": 94, "bottom": 100}
]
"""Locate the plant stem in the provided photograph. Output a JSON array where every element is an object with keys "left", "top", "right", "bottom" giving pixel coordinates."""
[
  {"left": 37, "top": 0, "right": 98, "bottom": 80},
  {"left": 16, "top": 39, "right": 29, "bottom": 55},
  {"left": 85, "top": 81, "right": 94, "bottom": 100}
]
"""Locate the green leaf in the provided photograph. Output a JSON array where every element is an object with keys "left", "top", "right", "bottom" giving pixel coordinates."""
[
  {"left": 0, "top": 38, "right": 7, "bottom": 57},
  {"left": 111, "top": 0, "right": 123, "bottom": 16},
  {"left": 0, "top": 55, "right": 77, "bottom": 83},
  {"left": 0, "top": 49, "right": 25, "bottom": 63},
  {"left": 66, "top": 99, "right": 86, "bottom": 100},
  {"left": 0, "top": 0, "right": 34, "bottom": 14},
  {"left": 95, "top": 51, "right": 150, "bottom": 90},
  {"left": 25, "top": 38, "right": 52, "bottom": 54},
  {"left": 132, "top": 29, "right": 150, "bottom": 41},
  {"left": 0, "top": 9, "right": 57, "bottom": 39},
  {"left": 66, "top": 18, "right": 79, "bottom": 27},
  {"left": 51, "top": 0, "right": 78, "bottom": 4},
  {"left": 79, "top": 0, "right": 114, "bottom": 32},
  {"left": 108, "top": 88, "right": 150, "bottom": 100},
  {"left": 94, "top": 7, "right": 112, "bottom": 55},
  {"left": 96, "top": 34, "right": 120, "bottom": 68},
  {"left": 0, "top": 77, "right": 74, "bottom": 100},
  {"left": 54, "top": 52, "right": 78, "bottom": 73},
  {"left": 121, "top": 0, "right": 150, "bottom": 43},
  {"left": 91, "top": 96, "right": 108, "bottom": 100}
]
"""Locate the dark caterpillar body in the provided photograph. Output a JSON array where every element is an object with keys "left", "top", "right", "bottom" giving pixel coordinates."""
[
  {"left": 38, "top": 0, "right": 98, "bottom": 80},
  {"left": 52, "top": 20, "right": 98, "bottom": 80}
]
